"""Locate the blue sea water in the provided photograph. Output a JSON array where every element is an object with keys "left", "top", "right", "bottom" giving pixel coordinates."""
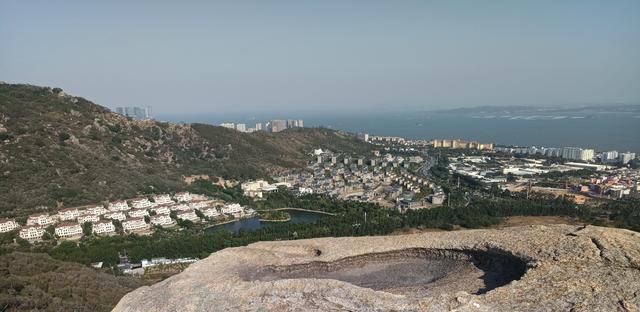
[{"left": 158, "top": 111, "right": 640, "bottom": 153}]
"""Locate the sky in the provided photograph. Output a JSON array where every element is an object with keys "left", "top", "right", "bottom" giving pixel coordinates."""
[{"left": 1, "top": 1, "right": 639, "bottom": 115}]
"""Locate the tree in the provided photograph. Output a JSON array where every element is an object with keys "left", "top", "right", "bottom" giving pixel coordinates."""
[
  {"left": 58, "top": 132, "right": 71, "bottom": 143},
  {"left": 82, "top": 222, "right": 93, "bottom": 236},
  {"left": 144, "top": 215, "right": 150, "bottom": 223}
]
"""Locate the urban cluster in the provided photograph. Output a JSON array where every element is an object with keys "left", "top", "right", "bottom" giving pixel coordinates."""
[
  {"left": 495, "top": 145, "right": 636, "bottom": 164},
  {"left": 220, "top": 119, "right": 304, "bottom": 133},
  {"left": 0, "top": 192, "right": 255, "bottom": 240}
]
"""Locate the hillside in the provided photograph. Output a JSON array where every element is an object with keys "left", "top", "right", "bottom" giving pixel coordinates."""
[{"left": 0, "top": 83, "right": 372, "bottom": 215}]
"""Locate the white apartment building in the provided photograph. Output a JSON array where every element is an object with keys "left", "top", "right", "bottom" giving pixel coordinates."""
[
  {"left": 235, "top": 123, "right": 246, "bottom": 132},
  {"left": 19, "top": 225, "right": 45, "bottom": 240},
  {"left": 201, "top": 207, "right": 220, "bottom": 218},
  {"left": 0, "top": 219, "right": 20, "bottom": 233},
  {"left": 170, "top": 203, "right": 191, "bottom": 211},
  {"left": 176, "top": 210, "right": 200, "bottom": 223},
  {"left": 78, "top": 214, "right": 100, "bottom": 224},
  {"left": 153, "top": 194, "right": 174, "bottom": 206},
  {"left": 27, "top": 213, "right": 54, "bottom": 226},
  {"left": 93, "top": 220, "right": 115, "bottom": 235},
  {"left": 220, "top": 122, "right": 235, "bottom": 129},
  {"left": 57, "top": 208, "right": 81, "bottom": 221},
  {"left": 131, "top": 198, "right": 155, "bottom": 209},
  {"left": 221, "top": 203, "right": 243, "bottom": 217},
  {"left": 109, "top": 201, "right": 130, "bottom": 211},
  {"left": 150, "top": 214, "right": 174, "bottom": 226},
  {"left": 241, "top": 180, "right": 277, "bottom": 198},
  {"left": 128, "top": 208, "right": 150, "bottom": 218},
  {"left": 151, "top": 206, "right": 170, "bottom": 215},
  {"left": 55, "top": 222, "right": 83, "bottom": 238},
  {"left": 174, "top": 192, "right": 192, "bottom": 202},
  {"left": 122, "top": 217, "right": 149, "bottom": 232},
  {"left": 189, "top": 200, "right": 211, "bottom": 210},
  {"left": 104, "top": 212, "right": 127, "bottom": 221},
  {"left": 85, "top": 205, "right": 108, "bottom": 216}
]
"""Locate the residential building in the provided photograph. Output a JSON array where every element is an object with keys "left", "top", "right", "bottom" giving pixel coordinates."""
[
  {"left": 176, "top": 210, "right": 200, "bottom": 223},
  {"left": 109, "top": 201, "right": 130, "bottom": 211},
  {"left": 78, "top": 214, "right": 100, "bottom": 224},
  {"left": 115, "top": 106, "right": 151, "bottom": 119},
  {"left": 201, "top": 207, "right": 220, "bottom": 218},
  {"left": 19, "top": 225, "right": 45, "bottom": 240},
  {"left": 122, "top": 217, "right": 149, "bottom": 232},
  {"left": 241, "top": 180, "right": 277, "bottom": 198},
  {"left": 150, "top": 214, "right": 174, "bottom": 226},
  {"left": 270, "top": 120, "right": 287, "bottom": 132},
  {"left": 255, "top": 123, "right": 263, "bottom": 131},
  {"left": 235, "top": 123, "right": 246, "bottom": 132},
  {"left": 602, "top": 151, "right": 619, "bottom": 163},
  {"left": 620, "top": 152, "right": 637, "bottom": 165},
  {"left": 93, "top": 220, "right": 116, "bottom": 235},
  {"left": 27, "top": 213, "right": 53, "bottom": 226},
  {"left": 170, "top": 203, "right": 191, "bottom": 211},
  {"left": 221, "top": 203, "right": 243, "bottom": 217},
  {"left": 85, "top": 205, "right": 107, "bottom": 216},
  {"left": 57, "top": 208, "right": 81, "bottom": 221},
  {"left": 151, "top": 206, "right": 171, "bottom": 215},
  {"left": 104, "top": 212, "right": 127, "bottom": 221},
  {"left": 128, "top": 208, "right": 150, "bottom": 218},
  {"left": 153, "top": 194, "right": 174, "bottom": 206},
  {"left": 55, "top": 222, "right": 83, "bottom": 238},
  {"left": 131, "top": 198, "right": 155, "bottom": 209},
  {"left": 174, "top": 192, "right": 192, "bottom": 202},
  {"left": 220, "top": 122, "right": 235, "bottom": 129},
  {"left": 0, "top": 219, "right": 19, "bottom": 233}
]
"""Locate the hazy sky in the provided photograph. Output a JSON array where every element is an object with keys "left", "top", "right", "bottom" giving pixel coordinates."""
[{"left": 1, "top": 1, "right": 639, "bottom": 114}]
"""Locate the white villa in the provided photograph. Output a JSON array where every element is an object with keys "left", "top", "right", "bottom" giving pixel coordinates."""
[
  {"left": 78, "top": 214, "right": 100, "bottom": 224},
  {"left": 131, "top": 198, "right": 155, "bottom": 209},
  {"left": 19, "top": 225, "right": 45, "bottom": 240},
  {"left": 221, "top": 203, "right": 244, "bottom": 217},
  {"left": 58, "top": 208, "right": 81, "bottom": 221},
  {"left": 0, "top": 219, "right": 20, "bottom": 233},
  {"left": 174, "top": 192, "right": 192, "bottom": 202},
  {"left": 85, "top": 205, "right": 108, "bottom": 216},
  {"left": 176, "top": 210, "right": 200, "bottom": 223},
  {"left": 153, "top": 194, "right": 174, "bottom": 205},
  {"left": 104, "top": 212, "right": 127, "bottom": 221},
  {"left": 128, "top": 208, "right": 150, "bottom": 218},
  {"left": 201, "top": 207, "right": 220, "bottom": 218},
  {"left": 93, "top": 220, "right": 115, "bottom": 235},
  {"left": 55, "top": 222, "right": 83, "bottom": 238},
  {"left": 150, "top": 214, "right": 174, "bottom": 226},
  {"left": 109, "top": 201, "right": 130, "bottom": 212},
  {"left": 27, "top": 213, "right": 54, "bottom": 226},
  {"left": 189, "top": 201, "right": 210, "bottom": 210},
  {"left": 151, "top": 206, "right": 170, "bottom": 215},
  {"left": 122, "top": 217, "right": 149, "bottom": 232}
]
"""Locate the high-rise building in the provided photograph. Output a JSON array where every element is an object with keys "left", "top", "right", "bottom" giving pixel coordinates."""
[
  {"left": 115, "top": 106, "right": 151, "bottom": 119},
  {"left": 255, "top": 123, "right": 263, "bottom": 131},
  {"left": 270, "top": 120, "right": 287, "bottom": 132},
  {"left": 562, "top": 147, "right": 594, "bottom": 162},
  {"left": 235, "top": 123, "right": 246, "bottom": 132},
  {"left": 602, "top": 151, "right": 619, "bottom": 163},
  {"left": 220, "top": 123, "right": 235, "bottom": 129},
  {"left": 619, "top": 152, "right": 636, "bottom": 165}
]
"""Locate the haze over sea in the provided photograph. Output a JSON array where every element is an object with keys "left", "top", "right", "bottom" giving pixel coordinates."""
[{"left": 159, "top": 109, "right": 640, "bottom": 154}]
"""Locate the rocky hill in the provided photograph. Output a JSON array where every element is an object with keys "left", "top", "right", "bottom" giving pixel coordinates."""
[
  {"left": 113, "top": 224, "right": 640, "bottom": 311},
  {"left": 0, "top": 83, "right": 372, "bottom": 215}
]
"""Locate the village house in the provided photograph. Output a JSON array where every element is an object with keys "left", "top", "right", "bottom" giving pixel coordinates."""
[
  {"left": 27, "top": 213, "right": 54, "bottom": 226},
  {"left": 108, "top": 201, "right": 130, "bottom": 212},
  {"left": 150, "top": 214, "right": 174, "bottom": 226},
  {"left": 151, "top": 206, "right": 170, "bottom": 215},
  {"left": 221, "top": 203, "right": 243, "bottom": 217},
  {"left": 85, "top": 205, "right": 108, "bottom": 216},
  {"left": 201, "top": 207, "right": 220, "bottom": 218},
  {"left": 55, "top": 222, "right": 83, "bottom": 238},
  {"left": 104, "top": 212, "right": 127, "bottom": 221},
  {"left": 128, "top": 208, "right": 150, "bottom": 218},
  {"left": 57, "top": 207, "right": 81, "bottom": 221},
  {"left": 93, "top": 220, "right": 115, "bottom": 235},
  {"left": 122, "top": 217, "right": 149, "bottom": 232},
  {"left": 176, "top": 210, "right": 200, "bottom": 223},
  {"left": 174, "top": 192, "right": 192, "bottom": 202},
  {"left": 153, "top": 194, "right": 174, "bottom": 205},
  {"left": 19, "top": 225, "right": 45, "bottom": 241},
  {"left": 77, "top": 214, "right": 100, "bottom": 224},
  {"left": 0, "top": 219, "right": 20, "bottom": 233},
  {"left": 131, "top": 198, "right": 155, "bottom": 209},
  {"left": 189, "top": 200, "right": 210, "bottom": 210}
]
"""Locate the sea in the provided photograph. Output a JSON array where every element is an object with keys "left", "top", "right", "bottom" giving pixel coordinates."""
[{"left": 157, "top": 111, "right": 640, "bottom": 153}]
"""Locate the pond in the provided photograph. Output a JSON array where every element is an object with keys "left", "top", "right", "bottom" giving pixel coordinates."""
[{"left": 208, "top": 209, "right": 328, "bottom": 234}]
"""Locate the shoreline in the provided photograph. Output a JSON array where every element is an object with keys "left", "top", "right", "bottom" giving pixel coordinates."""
[{"left": 271, "top": 208, "right": 337, "bottom": 216}]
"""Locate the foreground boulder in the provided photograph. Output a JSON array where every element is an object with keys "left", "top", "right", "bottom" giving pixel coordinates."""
[{"left": 113, "top": 225, "right": 640, "bottom": 311}]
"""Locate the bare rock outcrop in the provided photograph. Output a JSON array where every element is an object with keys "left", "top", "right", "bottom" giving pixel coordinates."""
[{"left": 113, "top": 225, "right": 640, "bottom": 311}]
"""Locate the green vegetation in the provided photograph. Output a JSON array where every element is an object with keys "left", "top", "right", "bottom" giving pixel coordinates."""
[{"left": 258, "top": 210, "right": 290, "bottom": 221}]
